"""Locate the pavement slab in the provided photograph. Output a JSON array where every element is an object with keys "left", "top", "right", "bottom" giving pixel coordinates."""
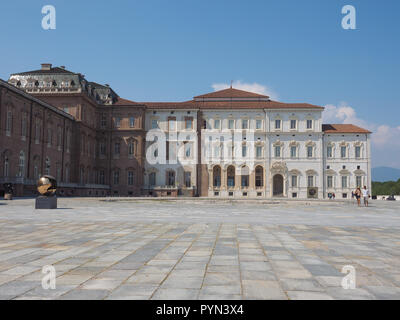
[{"left": 0, "top": 198, "right": 399, "bottom": 300}]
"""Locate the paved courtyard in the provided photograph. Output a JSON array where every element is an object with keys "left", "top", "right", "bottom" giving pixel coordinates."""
[{"left": 0, "top": 198, "right": 399, "bottom": 300}]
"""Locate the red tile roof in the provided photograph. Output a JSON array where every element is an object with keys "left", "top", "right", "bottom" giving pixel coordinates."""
[
  {"left": 322, "top": 124, "right": 371, "bottom": 134},
  {"left": 113, "top": 97, "right": 143, "bottom": 106},
  {"left": 142, "top": 99, "right": 323, "bottom": 110},
  {"left": 194, "top": 87, "right": 269, "bottom": 99},
  {"left": 196, "top": 100, "right": 323, "bottom": 110},
  {"left": 142, "top": 101, "right": 197, "bottom": 109}
]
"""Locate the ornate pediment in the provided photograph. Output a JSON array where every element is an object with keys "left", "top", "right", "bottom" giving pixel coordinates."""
[
  {"left": 353, "top": 169, "right": 366, "bottom": 175},
  {"left": 325, "top": 169, "right": 336, "bottom": 175},
  {"left": 289, "top": 169, "right": 301, "bottom": 176},
  {"left": 270, "top": 161, "right": 287, "bottom": 174}
]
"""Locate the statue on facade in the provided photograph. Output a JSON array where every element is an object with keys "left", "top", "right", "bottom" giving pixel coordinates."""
[{"left": 35, "top": 175, "right": 57, "bottom": 209}]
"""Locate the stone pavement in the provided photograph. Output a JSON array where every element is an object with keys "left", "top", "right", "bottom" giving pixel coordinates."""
[{"left": 0, "top": 198, "right": 399, "bottom": 300}]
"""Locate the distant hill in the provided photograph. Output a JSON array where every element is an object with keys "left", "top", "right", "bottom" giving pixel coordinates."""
[{"left": 372, "top": 167, "right": 400, "bottom": 182}]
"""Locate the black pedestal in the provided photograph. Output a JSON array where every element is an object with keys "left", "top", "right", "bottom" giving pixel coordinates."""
[{"left": 35, "top": 196, "right": 57, "bottom": 209}]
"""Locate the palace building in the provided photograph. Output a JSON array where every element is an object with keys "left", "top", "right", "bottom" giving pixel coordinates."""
[{"left": 0, "top": 64, "right": 371, "bottom": 199}]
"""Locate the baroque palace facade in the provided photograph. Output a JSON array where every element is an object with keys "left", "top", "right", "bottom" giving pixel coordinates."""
[{"left": 0, "top": 64, "right": 371, "bottom": 199}]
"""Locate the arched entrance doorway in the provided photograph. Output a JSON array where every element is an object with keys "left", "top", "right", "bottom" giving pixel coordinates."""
[{"left": 273, "top": 174, "right": 284, "bottom": 196}]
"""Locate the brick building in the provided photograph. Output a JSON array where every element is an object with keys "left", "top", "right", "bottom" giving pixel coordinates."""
[{"left": 0, "top": 64, "right": 371, "bottom": 199}]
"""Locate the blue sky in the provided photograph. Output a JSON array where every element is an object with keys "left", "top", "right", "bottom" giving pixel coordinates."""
[{"left": 1, "top": 0, "right": 399, "bottom": 167}]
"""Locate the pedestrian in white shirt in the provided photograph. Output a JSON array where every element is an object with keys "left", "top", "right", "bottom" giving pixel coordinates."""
[{"left": 362, "top": 186, "right": 370, "bottom": 207}]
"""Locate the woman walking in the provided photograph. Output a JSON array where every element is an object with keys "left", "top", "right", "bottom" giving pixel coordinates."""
[{"left": 355, "top": 187, "right": 362, "bottom": 207}]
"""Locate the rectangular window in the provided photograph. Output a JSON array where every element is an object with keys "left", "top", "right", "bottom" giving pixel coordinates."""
[
  {"left": 114, "top": 142, "right": 120, "bottom": 155},
  {"left": 242, "top": 145, "right": 247, "bottom": 157},
  {"left": 21, "top": 113, "right": 27, "bottom": 138},
  {"left": 185, "top": 143, "right": 191, "bottom": 158},
  {"left": 241, "top": 175, "right": 249, "bottom": 187},
  {"left": 291, "top": 175, "right": 297, "bottom": 187},
  {"left": 100, "top": 142, "right": 106, "bottom": 156},
  {"left": 47, "top": 128, "right": 52, "bottom": 146},
  {"left": 35, "top": 119, "right": 41, "bottom": 142},
  {"left": 185, "top": 117, "right": 193, "bottom": 130},
  {"left": 149, "top": 172, "right": 156, "bottom": 186},
  {"left": 290, "top": 146, "right": 297, "bottom": 158},
  {"left": 101, "top": 114, "right": 107, "bottom": 127},
  {"left": 342, "top": 176, "right": 348, "bottom": 188},
  {"left": 256, "top": 119, "right": 262, "bottom": 130},
  {"left": 256, "top": 146, "right": 262, "bottom": 158},
  {"left": 99, "top": 170, "right": 105, "bottom": 184},
  {"left": 214, "top": 119, "right": 220, "bottom": 129},
  {"left": 167, "top": 141, "right": 176, "bottom": 161},
  {"left": 307, "top": 146, "right": 313, "bottom": 158},
  {"left": 6, "top": 110, "right": 12, "bottom": 136},
  {"left": 275, "top": 119, "right": 281, "bottom": 129},
  {"left": 228, "top": 119, "right": 234, "bottom": 129},
  {"left": 341, "top": 146, "right": 346, "bottom": 158},
  {"left": 167, "top": 171, "right": 175, "bottom": 186},
  {"left": 57, "top": 127, "right": 62, "bottom": 147},
  {"left": 128, "top": 142, "right": 134, "bottom": 156},
  {"left": 307, "top": 176, "right": 314, "bottom": 187},
  {"left": 184, "top": 171, "right": 191, "bottom": 188},
  {"left": 307, "top": 119, "right": 313, "bottom": 129},
  {"left": 355, "top": 146, "right": 361, "bottom": 158},
  {"left": 356, "top": 176, "right": 362, "bottom": 187},
  {"left": 129, "top": 117, "right": 135, "bottom": 128},
  {"left": 113, "top": 171, "right": 119, "bottom": 185},
  {"left": 290, "top": 119, "right": 297, "bottom": 129},
  {"left": 242, "top": 119, "right": 248, "bottom": 129},
  {"left": 327, "top": 176, "right": 333, "bottom": 188},
  {"left": 151, "top": 119, "right": 158, "bottom": 129},
  {"left": 128, "top": 171, "right": 135, "bottom": 185},
  {"left": 327, "top": 146, "right": 333, "bottom": 158},
  {"left": 168, "top": 117, "right": 176, "bottom": 131},
  {"left": 115, "top": 117, "right": 121, "bottom": 128},
  {"left": 275, "top": 145, "right": 281, "bottom": 158}
]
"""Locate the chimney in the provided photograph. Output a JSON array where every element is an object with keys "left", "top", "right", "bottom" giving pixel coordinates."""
[{"left": 41, "top": 63, "right": 52, "bottom": 70}]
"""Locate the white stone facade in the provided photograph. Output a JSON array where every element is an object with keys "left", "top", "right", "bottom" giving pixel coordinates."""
[{"left": 141, "top": 88, "right": 371, "bottom": 199}]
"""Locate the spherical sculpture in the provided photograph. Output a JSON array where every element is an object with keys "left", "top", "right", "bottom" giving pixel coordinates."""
[{"left": 37, "top": 175, "right": 57, "bottom": 196}]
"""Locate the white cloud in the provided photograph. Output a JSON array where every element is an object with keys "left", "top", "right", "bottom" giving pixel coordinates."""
[
  {"left": 322, "top": 102, "right": 368, "bottom": 128},
  {"left": 212, "top": 80, "right": 279, "bottom": 101},
  {"left": 322, "top": 102, "right": 400, "bottom": 168}
]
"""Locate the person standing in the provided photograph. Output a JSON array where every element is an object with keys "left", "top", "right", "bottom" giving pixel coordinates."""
[
  {"left": 362, "top": 186, "right": 370, "bottom": 207},
  {"left": 355, "top": 187, "right": 361, "bottom": 207}
]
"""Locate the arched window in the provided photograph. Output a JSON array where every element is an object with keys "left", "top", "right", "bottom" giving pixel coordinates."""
[
  {"left": 18, "top": 151, "right": 25, "bottom": 177},
  {"left": 227, "top": 166, "right": 235, "bottom": 188},
  {"left": 241, "top": 166, "right": 249, "bottom": 188},
  {"left": 4, "top": 156, "right": 9, "bottom": 177},
  {"left": 213, "top": 166, "right": 221, "bottom": 187},
  {"left": 255, "top": 166, "right": 263, "bottom": 188}
]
